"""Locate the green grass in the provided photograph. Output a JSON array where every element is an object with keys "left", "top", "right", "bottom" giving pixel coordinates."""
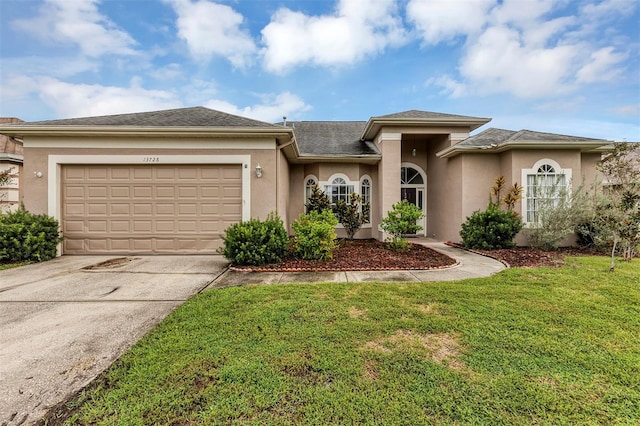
[
  {"left": 50, "top": 257, "right": 639, "bottom": 425},
  {"left": 0, "top": 261, "right": 30, "bottom": 270}
]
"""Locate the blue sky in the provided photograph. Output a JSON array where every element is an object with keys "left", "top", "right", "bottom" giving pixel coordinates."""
[{"left": 1, "top": 0, "right": 638, "bottom": 141}]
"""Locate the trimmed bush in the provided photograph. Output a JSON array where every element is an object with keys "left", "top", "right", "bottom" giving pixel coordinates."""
[
  {"left": 219, "top": 212, "right": 288, "bottom": 266},
  {"left": 291, "top": 210, "right": 338, "bottom": 260},
  {"left": 380, "top": 199, "right": 425, "bottom": 252},
  {"left": 0, "top": 207, "right": 62, "bottom": 262},
  {"left": 460, "top": 204, "right": 523, "bottom": 250}
]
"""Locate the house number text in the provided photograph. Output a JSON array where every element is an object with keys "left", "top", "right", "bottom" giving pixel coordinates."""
[{"left": 143, "top": 156, "right": 160, "bottom": 163}]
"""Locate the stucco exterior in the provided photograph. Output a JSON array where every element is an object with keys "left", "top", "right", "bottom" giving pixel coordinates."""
[{"left": 0, "top": 107, "right": 614, "bottom": 255}]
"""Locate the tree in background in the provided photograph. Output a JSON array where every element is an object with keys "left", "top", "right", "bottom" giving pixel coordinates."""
[{"left": 592, "top": 143, "right": 640, "bottom": 271}]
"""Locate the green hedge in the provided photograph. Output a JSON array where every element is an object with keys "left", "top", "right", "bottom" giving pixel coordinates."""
[
  {"left": 460, "top": 205, "right": 523, "bottom": 250},
  {"left": 291, "top": 210, "right": 338, "bottom": 260},
  {"left": 0, "top": 208, "right": 62, "bottom": 262},
  {"left": 219, "top": 212, "right": 288, "bottom": 266}
]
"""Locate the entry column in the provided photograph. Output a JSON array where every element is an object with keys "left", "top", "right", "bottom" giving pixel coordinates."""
[{"left": 377, "top": 132, "right": 401, "bottom": 240}]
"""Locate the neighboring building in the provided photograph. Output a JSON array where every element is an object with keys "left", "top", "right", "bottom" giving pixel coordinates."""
[
  {"left": 0, "top": 107, "right": 611, "bottom": 254},
  {"left": 0, "top": 117, "right": 24, "bottom": 212}
]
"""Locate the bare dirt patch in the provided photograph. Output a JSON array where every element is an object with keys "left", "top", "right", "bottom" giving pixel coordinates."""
[
  {"left": 362, "top": 330, "right": 466, "bottom": 372},
  {"left": 348, "top": 306, "right": 367, "bottom": 319}
]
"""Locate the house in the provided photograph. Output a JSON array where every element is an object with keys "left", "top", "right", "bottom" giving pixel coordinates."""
[
  {"left": 0, "top": 107, "right": 611, "bottom": 254},
  {"left": 0, "top": 117, "right": 24, "bottom": 213}
]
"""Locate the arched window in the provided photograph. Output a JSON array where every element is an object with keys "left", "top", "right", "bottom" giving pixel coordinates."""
[
  {"left": 401, "top": 167, "right": 424, "bottom": 185},
  {"left": 361, "top": 177, "right": 371, "bottom": 222},
  {"left": 324, "top": 176, "right": 354, "bottom": 205},
  {"left": 523, "top": 160, "right": 570, "bottom": 224}
]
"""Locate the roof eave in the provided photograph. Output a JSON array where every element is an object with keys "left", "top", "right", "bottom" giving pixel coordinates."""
[
  {"left": 361, "top": 117, "right": 492, "bottom": 140},
  {"left": 436, "top": 140, "right": 612, "bottom": 158},
  {"left": 290, "top": 154, "right": 382, "bottom": 165},
  {"left": 0, "top": 125, "right": 294, "bottom": 142}
]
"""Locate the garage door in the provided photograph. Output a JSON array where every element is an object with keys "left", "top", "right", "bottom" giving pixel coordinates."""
[{"left": 61, "top": 164, "right": 242, "bottom": 254}]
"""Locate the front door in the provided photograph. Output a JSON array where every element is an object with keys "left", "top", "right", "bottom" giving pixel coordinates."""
[{"left": 400, "top": 166, "right": 426, "bottom": 235}]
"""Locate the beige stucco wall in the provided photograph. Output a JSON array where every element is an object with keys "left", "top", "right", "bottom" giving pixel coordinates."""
[
  {"left": 22, "top": 136, "right": 280, "bottom": 224},
  {"left": 377, "top": 133, "right": 402, "bottom": 240},
  {"left": 461, "top": 155, "right": 501, "bottom": 220},
  {"left": 424, "top": 135, "right": 458, "bottom": 241}
]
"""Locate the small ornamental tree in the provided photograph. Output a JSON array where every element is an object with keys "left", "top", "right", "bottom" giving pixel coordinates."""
[
  {"left": 334, "top": 193, "right": 368, "bottom": 239},
  {"left": 305, "top": 184, "right": 331, "bottom": 214},
  {"left": 380, "top": 199, "right": 424, "bottom": 252}
]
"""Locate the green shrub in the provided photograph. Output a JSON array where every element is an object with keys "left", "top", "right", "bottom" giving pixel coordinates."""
[
  {"left": 219, "top": 212, "right": 288, "bottom": 266},
  {"left": 380, "top": 199, "right": 425, "bottom": 252},
  {"left": 0, "top": 207, "right": 62, "bottom": 262},
  {"left": 291, "top": 210, "right": 338, "bottom": 260},
  {"left": 334, "top": 193, "right": 368, "bottom": 240},
  {"left": 460, "top": 204, "right": 523, "bottom": 250}
]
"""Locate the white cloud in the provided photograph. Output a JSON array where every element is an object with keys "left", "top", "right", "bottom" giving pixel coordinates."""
[
  {"left": 12, "top": 0, "right": 137, "bottom": 57},
  {"left": 36, "top": 78, "right": 182, "bottom": 118},
  {"left": 406, "top": 0, "right": 495, "bottom": 44},
  {"left": 426, "top": 0, "right": 631, "bottom": 99},
  {"left": 576, "top": 47, "right": 628, "bottom": 83},
  {"left": 459, "top": 25, "right": 579, "bottom": 98},
  {"left": 165, "top": 0, "right": 257, "bottom": 68},
  {"left": 204, "top": 92, "right": 311, "bottom": 123},
  {"left": 261, "top": 0, "right": 407, "bottom": 73}
]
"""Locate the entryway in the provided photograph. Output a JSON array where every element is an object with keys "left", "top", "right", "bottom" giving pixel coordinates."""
[{"left": 400, "top": 165, "right": 426, "bottom": 235}]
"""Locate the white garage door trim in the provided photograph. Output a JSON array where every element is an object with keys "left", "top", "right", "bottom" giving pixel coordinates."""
[{"left": 48, "top": 155, "right": 251, "bottom": 253}]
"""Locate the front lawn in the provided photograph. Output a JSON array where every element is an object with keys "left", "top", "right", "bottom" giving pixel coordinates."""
[{"left": 43, "top": 257, "right": 640, "bottom": 425}]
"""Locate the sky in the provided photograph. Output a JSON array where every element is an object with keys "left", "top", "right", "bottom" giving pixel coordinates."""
[{"left": 0, "top": 0, "right": 638, "bottom": 141}]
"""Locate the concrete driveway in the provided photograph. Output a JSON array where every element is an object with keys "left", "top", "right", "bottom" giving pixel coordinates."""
[{"left": 0, "top": 255, "right": 228, "bottom": 426}]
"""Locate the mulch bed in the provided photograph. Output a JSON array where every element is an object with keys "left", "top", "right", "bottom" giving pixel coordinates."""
[
  {"left": 446, "top": 242, "right": 607, "bottom": 268},
  {"left": 230, "top": 239, "right": 611, "bottom": 272},
  {"left": 230, "top": 239, "right": 458, "bottom": 272}
]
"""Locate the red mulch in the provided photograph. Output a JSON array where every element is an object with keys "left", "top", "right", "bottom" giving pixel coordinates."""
[
  {"left": 230, "top": 239, "right": 458, "bottom": 272},
  {"left": 446, "top": 242, "right": 606, "bottom": 268},
  {"left": 230, "top": 239, "right": 608, "bottom": 272}
]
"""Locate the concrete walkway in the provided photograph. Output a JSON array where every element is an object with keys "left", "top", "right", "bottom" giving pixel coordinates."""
[{"left": 209, "top": 240, "right": 506, "bottom": 288}]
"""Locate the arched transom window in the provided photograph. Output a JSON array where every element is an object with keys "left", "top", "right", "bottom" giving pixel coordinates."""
[{"left": 401, "top": 167, "right": 424, "bottom": 185}]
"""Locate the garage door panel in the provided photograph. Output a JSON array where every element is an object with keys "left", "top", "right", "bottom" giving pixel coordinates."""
[
  {"left": 62, "top": 164, "right": 241, "bottom": 254},
  {"left": 110, "top": 203, "right": 130, "bottom": 215},
  {"left": 111, "top": 187, "right": 130, "bottom": 198},
  {"left": 134, "top": 186, "right": 153, "bottom": 198},
  {"left": 133, "top": 203, "right": 153, "bottom": 215},
  {"left": 110, "top": 220, "right": 130, "bottom": 232},
  {"left": 156, "top": 187, "right": 175, "bottom": 198},
  {"left": 65, "top": 186, "right": 85, "bottom": 198},
  {"left": 88, "top": 168, "right": 108, "bottom": 180}
]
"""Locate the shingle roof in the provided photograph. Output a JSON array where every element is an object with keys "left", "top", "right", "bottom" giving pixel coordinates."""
[
  {"left": 17, "top": 106, "right": 279, "bottom": 128},
  {"left": 289, "top": 121, "right": 380, "bottom": 156},
  {"left": 459, "top": 128, "right": 606, "bottom": 147},
  {"left": 374, "top": 109, "right": 489, "bottom": 121}
]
